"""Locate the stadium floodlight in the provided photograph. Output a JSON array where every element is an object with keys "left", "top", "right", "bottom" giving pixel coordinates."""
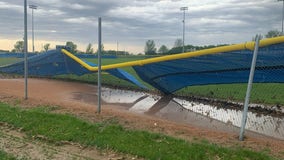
[
  {"left": 180, "top": 7, "right": 188, "bottom": 53},
  {"left": 278, "top": 0, "right": 284, "bottom": 35},
  {"left": 29, "top": 4, "right": 37, "bottom": 53}
]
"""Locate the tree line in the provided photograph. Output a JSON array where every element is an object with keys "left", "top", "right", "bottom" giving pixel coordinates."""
[
  {"left": 144, "top": 39, "right": 228, "bottom": 55},
  {"left": 8, "top": 30, "right": 283, "bottom": 54},
  {"left": 145, "top": 30, "right": 283, "bottom": 55},
  {"left": 9, "top": 41, "right": 130, "bottom": 55}
]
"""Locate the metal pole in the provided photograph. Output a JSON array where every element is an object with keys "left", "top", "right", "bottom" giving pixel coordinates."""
[
  {"left": 281, "top": 0, "right": 284, "bottom": 35},
  {"left": 24, "top": 0, "right": 28, "bottom": 100},
  {"left": 32, "top": 9, "right": 34, "bottom": 53},
  {"left": 239, "top": 35, "right": 260, "bottom": 141},
  {"left": 97, "top": 17, "right": 102, "bottom": 113},
  {"left": 180, "top": 7, "right": 188, "bottom": 53},
  {"left": 29, "top": 5, "right": 37, "bottom": 53},
  {"left": 182, "top": 10, "right": 185, "bottom": 53}
]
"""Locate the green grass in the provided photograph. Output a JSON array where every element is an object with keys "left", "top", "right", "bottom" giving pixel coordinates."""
[
  {"left": 0, "top": 150, "right": 17, "bottom": 160},
  {"left": 0, "top": 103, "right": 276, "bottom": 160},
  {"left": 55, "top": 73, "right": 148, "bottom": 90},
  {"left": 176, "top": 83, "right": 284, "bottom": 105},
  {"left": 0, "top": 58, "right": 22, "bottom": 66},
  {"left": 87, "top": 57, "right": 146, "bottom": 82},
  {"left": 98, "top": 57, "right": 146, "bottom": 65}
]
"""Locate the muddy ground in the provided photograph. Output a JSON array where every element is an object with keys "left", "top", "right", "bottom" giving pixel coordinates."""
[{"left": 0, "top": 78, "right": 283, "bottom": 159}]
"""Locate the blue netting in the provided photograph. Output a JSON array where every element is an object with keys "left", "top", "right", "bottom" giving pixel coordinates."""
[
  {"left": 0, "top": 53, "right": 115, "bottom": 58},
  {"left": 0, "top": 49, "right": 145, "bottom": 88},
  {"left": 0, "top": 53, "right": 37, "bottom": 58},
  {"left": 133, "top": 43, "right": 284, "bottom": 94}
]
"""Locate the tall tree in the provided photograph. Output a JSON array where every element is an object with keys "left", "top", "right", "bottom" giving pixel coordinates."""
[
  {"left": 101, "top": 44, "right": 104, "bottom": 52},
  {"left": 12, "top": 40, "right": 24, "bottom": 53},
  {"left": 86, "top": 43, "right": 94, "bottom": 54},
  {"left": 265, "top": 30, "right": 282, "bottom": 38},
  {"left": 96, "top": 44, "right": 105, "bottom": 54},
  {"left": 65, "top": 41, "right": 77, "bottom": 53},
  {"left": 168, "top": 39, "right": 183, "bottom": 54},
  {"left": 174, "top": 38, "right": 183, "bottom": 48},
  {"left": 158, "top": 45, "right": 169, "bottom": 54},
  {"left": 43, "top": 43, "right": 50, "bottom": 52},
  {"left": 144, "top": 40, "right": 156, "bottom": 55}
]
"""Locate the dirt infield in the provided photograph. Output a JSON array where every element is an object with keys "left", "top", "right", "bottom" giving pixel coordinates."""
[{"left": 0, "top": 78, "right": 283, "bottom": 158}]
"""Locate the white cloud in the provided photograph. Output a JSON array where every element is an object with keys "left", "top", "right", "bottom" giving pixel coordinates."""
[
  {"left": 36, "top": 8, "right": 65, "bottom": 17},
  {"left": 67, "top": 3, "right": 92, "bottom": 10},
  {"left": 0, "top": 0, "right": 282, "bottom": 54},
  {"left": 63, "top": 17, "right": 95, "bottom": 25},
  {"left": 0, "top": 1, "right": 20, "bottom": 8}
]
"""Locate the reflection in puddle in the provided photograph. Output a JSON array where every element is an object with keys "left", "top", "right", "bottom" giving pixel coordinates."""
[
  {"left": 76, "top": 87, "right": 284, "bottom": 140},
  {"left": 130, "top": 95, "right": 161, "bottom": 113},
  {"left": 174, "top": 98, "right": 284, "bottom": 140},
  {"left": 101, "top": 88, "right": 146, "bottom": 103}
]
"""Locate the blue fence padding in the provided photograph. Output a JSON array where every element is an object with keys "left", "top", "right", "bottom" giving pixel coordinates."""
[
  {"left": 0, "top": 49, "right": 145, "bottom": 89},
  {"left": 0, "top": 53, "right": 37, "bottom": 58},
  {"left": 75, "top": 54, "right": 117, "bottom": 59},
  {"left": 133, "top": 43, "right": 284, "bottom": 94},
  {"left": 0, "top": 53, "right": 117, "bottom": 59}
]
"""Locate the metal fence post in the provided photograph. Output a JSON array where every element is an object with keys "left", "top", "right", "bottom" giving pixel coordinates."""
[
  {"left": 239, "top": 35, "right": 260, "bottom": 141},
  {"left": 97, "top": 17, "right": 102, "bottom": 113},
  {"left": 24, "top": 0, "right": 28, "bottom": 100}
]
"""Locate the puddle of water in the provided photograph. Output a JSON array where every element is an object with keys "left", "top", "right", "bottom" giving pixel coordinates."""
[
  {"left": 156, "top": 100, "right": 241, "bottom": 133},
  {"left": 130, "top": 95, "right": 161, "bottom": 113},
  {"left": 76, "top": 87, "right": 284, "bottom": 140},
  {"left": 174, "top": 98, "right": 284, "bottom": 140},
  {"left": 101, "top": 88, "right": 146, "bottom": 104}
]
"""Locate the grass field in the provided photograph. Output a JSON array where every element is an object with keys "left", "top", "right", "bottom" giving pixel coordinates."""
[
  {"left": 176, "top": 83, "right": 284, "bottom": 105},
  {"left": 0, "top": 103, "right": 276, "bottom": 160},
  {"left": 0, "top": 58, "right": 22, "bottom": 66},
  {"left": 0, "top": 56, "right": 283, "bottom": 105},
  {"left": 0, "top": 150, "right": 16, "bottom": 160}
]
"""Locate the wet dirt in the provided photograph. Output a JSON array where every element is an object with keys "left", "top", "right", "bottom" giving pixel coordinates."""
[{"left": 0, "top": 78, "right": 283, "bottom": 159}]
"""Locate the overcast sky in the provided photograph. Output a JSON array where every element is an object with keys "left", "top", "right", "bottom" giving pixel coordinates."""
[{"left": 0, "top": 0, "right": 282, "bottom": 53}]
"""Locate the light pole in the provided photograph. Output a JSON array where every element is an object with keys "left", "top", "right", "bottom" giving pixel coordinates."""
[
  {"left": 29, "top": 4, "right": 37, "bottom": 53},
  {"left": 180, "top": 7, "right": 188, "bottom": 53},
  {"left": 278, "top": 0, "right": 284, "bottom": 35}
]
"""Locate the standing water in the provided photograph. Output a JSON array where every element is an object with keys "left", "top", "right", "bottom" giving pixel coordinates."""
[{"left": 79, "top": 87, "right": 284, "bottom": 140}]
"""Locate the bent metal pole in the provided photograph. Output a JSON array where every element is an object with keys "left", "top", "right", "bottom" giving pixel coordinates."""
[
  {"left": 97, "top": 17, "right": 102, "bottom": 113},
  {"left": 239, "top": 35, "right": 260, "bottom": 141}
]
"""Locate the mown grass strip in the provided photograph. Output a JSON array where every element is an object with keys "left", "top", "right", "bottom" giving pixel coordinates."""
[
  {"left": 0, "top": 103, "right": 276, "bottom": 160},
  {"left": 0, "top": 58, "right": 22, "bottom": 66},
  {"left": 0, "top": 150, "right": 17, "bottom": 160},
  {"left": 176, "top": 83, "right": 284, "bottom": 105}
]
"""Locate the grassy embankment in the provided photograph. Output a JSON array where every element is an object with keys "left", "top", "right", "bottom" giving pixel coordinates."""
[
  {"left": 0, "top": 58, "right": 22, "bottom": 66},
  {"left": 0, "top": 150, "right": 16, "bottom": 160},
  {"left": 0, "top": 102, "right": 277, "bottom": 160}
]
